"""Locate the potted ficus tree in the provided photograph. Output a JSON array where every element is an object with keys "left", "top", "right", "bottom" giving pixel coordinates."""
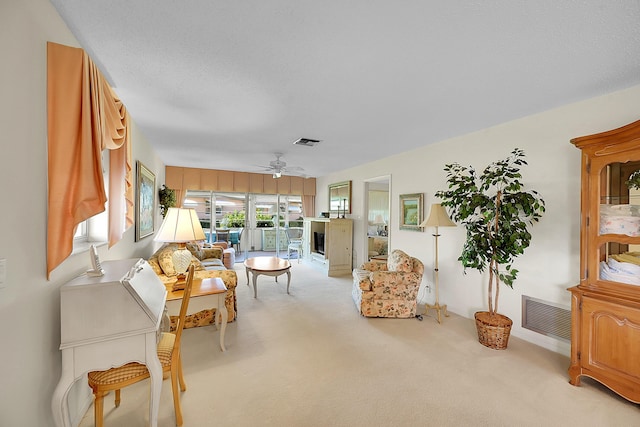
[
  {"left": 435, "top": 148, "right": 545, "bottom": 349},
  {"left": 626, "top": 170, "right": 640, "bottom": 190},
  {"left": 158, "top": 185, "right": 177, "bottom": 218}
]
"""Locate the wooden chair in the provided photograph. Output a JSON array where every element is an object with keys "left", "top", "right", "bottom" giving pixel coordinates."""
[
  {"left": 87, "top": 265, "right": 195, "bottom": 427},
  {"left": 215, "top": 229, "right": 230, "bottom": 245}
]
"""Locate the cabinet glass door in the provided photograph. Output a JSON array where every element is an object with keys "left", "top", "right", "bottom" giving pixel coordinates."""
[{"left": 597, "top": 161, "right": 640, "bottom": 285}]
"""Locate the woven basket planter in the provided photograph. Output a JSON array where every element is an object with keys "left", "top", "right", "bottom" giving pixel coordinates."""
[{"left": 474, "top": 311, "right": 513, "bottom": 350}]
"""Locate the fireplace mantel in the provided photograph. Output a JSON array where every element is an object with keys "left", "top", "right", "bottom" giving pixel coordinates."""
[{"left": 302, "top": 218, "right": 353, "bottom": 277}]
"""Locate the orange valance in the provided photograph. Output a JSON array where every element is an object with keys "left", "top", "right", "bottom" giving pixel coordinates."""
[{"left": 46, "top": 42, "right": 133, "bottom": 279}]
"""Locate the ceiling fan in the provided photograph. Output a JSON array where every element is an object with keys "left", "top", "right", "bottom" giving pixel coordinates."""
[{"left": 256, "top": 153, "right": 305, "bottom": 178}]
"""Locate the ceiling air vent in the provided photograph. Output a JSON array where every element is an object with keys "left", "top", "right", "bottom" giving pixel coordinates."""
[{"left": 293, "top": 138, "right": 320, "bottom": 147}]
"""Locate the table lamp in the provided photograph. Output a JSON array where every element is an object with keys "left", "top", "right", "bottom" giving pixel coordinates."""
[
  {"left": 154, "top": 207, "right": 205, "bottom": 291},
  {"left": 374, "top": 214, "right": 386, "bottom": 236},
  {"left": 419, "top": 203, "right": 456, "bottom": 323}
]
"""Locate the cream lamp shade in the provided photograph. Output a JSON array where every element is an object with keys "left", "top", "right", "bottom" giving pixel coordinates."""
[
  {"left": 373, "top": 214, "right": 386, "bottom": 225},
  {"left": 154, "top": 208, "right": 205, "bottom": 287},
  {"left": 420, "top": 203, "right": 456, "bottom": 228}
]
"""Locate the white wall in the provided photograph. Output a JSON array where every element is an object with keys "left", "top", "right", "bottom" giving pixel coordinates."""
[
  {"left": 318, "top": 85, "right": 640, "bottom": 355},
  {"left": 0, "top": 0, "right": 165, "bottom": 425}
]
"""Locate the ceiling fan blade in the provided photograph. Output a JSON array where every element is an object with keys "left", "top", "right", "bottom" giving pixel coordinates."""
[
  {"left": 283, "top": 169, "right": 307, "bottom": 177},
  {"left": 255, "top": 154, "right": 306, "bottom": 177}
]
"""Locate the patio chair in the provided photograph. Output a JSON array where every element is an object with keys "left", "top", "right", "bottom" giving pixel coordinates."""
[
  {"left": 285, "top": 227, "right": 304, "bottom": 263},
  {"left": 215, "top": 229, "right": 230, "bottom": 245}
]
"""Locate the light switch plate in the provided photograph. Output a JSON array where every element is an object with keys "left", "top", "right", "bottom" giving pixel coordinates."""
[{"left": 0, "top": 258, "right": 6, "bottom": 288}]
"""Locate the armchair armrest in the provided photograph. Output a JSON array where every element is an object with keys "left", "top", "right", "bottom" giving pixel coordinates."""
[
  {"left": 353, "top": 269, "right": 373, "bottom": 291},
  {"left": 210, "top": 241, "right": 229, "bottom": 250},
  {"left": 201, "top": 247, "right": 223, "bottom": 260},
  {"left": 361, "top": 261, "right": 388, "bottom": 271}
]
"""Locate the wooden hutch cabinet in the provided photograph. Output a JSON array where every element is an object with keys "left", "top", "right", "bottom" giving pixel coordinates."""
[{"left": 568, "top": 119, "right": 640, "bottom": 403}]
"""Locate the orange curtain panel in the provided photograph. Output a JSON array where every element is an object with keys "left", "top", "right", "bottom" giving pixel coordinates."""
[{"left": 46, "top": 42, "right": 133, "bottom": 279}]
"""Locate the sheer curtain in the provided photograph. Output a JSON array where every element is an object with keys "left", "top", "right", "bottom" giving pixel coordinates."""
[{"left": 368, "top": 190, "right": 389, "bottom": 222}]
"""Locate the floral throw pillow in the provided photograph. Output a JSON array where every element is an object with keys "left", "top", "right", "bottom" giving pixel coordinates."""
[
  {"left": 158, "top": 244, "right": 178, "bottom": 276},
  {"left": 387, "top": 249, "right": 412, "bottom": 273},
  {"left": 186, "top": 242, "right": 205, "bottom": 260},
  {"left": 147, "top": 258, "right": 163, "bottom": 276}
]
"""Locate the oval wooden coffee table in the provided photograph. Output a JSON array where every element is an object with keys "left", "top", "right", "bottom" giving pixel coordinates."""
[{"left": 244, "top": 256, "right": 292, "bottom": 298}]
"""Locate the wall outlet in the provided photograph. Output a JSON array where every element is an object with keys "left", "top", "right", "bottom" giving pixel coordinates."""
[{"left": 0, "top": 258, "right": 6, "bottom": 288}]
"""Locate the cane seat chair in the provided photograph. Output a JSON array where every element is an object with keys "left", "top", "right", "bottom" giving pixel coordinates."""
[{"left": 87, "top": 265, "right": 195, "bottom": 426}]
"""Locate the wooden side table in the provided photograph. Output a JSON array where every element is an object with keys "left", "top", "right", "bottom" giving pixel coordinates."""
[{"left": 165, "top": 277, "right": 228, "bottom": 351}]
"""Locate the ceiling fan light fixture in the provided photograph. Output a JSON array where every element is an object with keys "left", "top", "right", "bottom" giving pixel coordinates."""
[
  {"left": 273, "top": 171, "right": 282, "bottom": 178},
  {"left": 293, "top": 138, "right": 320, "bottom": 147}
]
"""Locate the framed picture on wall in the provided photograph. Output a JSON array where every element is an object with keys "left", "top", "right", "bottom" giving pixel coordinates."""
[
  {"left": 399, "top": 193, "right": 423, "bottom": 231},
  {"left": 136, "top": 161, "right": 155, "bottom": 241}
]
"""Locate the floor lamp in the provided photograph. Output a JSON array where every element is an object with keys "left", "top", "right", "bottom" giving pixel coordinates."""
[{"left": 419, "top": 203, "right": 456, "bottom": 323}]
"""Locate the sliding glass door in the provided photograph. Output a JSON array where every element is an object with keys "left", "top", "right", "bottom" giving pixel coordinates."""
[
  {"left": 184, "top": 190, "right": 304, "bottom": 264},
  {"left": 183, "top": 190, "right": 246, "bottom": 252}
]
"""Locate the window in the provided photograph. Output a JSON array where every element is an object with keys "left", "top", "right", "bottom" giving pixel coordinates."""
[
  {"left": 74, "top": 221, "right": 87, "bottom": 240},
  {"left": 72, "top": 152, "right": 109, "bottom": 252}
]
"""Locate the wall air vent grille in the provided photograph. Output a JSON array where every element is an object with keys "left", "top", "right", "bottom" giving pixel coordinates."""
[
  {"left": 522, "top": 295, "right": 571, "bottom": 342},
  {"left": 293, "top": 138, "right": 320, "bottom": 147}
]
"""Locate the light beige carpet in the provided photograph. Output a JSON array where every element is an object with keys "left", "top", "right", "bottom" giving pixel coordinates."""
[{"left": 79, "top": 261, "right": 639, "bottom": 427}]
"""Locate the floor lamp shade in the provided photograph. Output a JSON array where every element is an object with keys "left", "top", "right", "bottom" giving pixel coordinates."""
[
  {"left": 154, "top": 208, "right": 205, "bottom": 289},
  {"left": 420, "top": 203, "right": 456, "bottom": 228},
  {"left": 419, "top": 204, "right": 456, "bottom": 323}
]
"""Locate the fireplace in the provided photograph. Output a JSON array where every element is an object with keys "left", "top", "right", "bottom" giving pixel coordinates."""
[{"left": 313, "top": 232, "right": 325, "bottom": 255}]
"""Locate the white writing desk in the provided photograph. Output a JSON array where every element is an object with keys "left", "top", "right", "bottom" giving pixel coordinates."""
[{"left": 52, "top": 259, "right": 167, "bottom": 427}]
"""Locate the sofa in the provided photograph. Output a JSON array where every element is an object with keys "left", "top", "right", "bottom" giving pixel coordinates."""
[
  {"left": 206, "top": 241, "right": 236, "bottom": 269},
  {"left": 352, "top": 249, "right": 424, "bottom": 318},
  {"left": 148, "top": 243, "right": 238, "bottom": 328},
  {"left": 367, "top": 236, "right": 388, "bottom": 259}
]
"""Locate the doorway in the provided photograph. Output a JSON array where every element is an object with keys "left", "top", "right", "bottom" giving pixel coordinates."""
[{"left": 364, "top": 175, "right": 391, "bottom": 263}]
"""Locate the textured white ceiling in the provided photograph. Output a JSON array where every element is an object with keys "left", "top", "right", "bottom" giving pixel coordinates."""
[{"left": 50, "top": 0, "right": 640, "bottom": 178}]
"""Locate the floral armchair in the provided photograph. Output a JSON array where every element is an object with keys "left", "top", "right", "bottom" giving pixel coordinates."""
[{"left": 352, "top": 249, "right": 424, "bottom": 318}]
